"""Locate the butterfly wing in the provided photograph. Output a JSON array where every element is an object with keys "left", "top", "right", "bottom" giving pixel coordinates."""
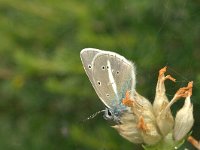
[
  {"left": 91, "top": 51, "right": 136, "bottom": 110},
  {"left": 80, "top": 48, "right": 101, "bottom": 82}
]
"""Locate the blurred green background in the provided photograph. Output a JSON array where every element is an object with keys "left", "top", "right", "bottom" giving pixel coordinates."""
[{"left": 0, "top": 0, "right": 199, "bottom": 149}]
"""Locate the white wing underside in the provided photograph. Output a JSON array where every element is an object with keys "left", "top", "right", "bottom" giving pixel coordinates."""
[{"left": 80, "top": 48, "right": 136, "bottom": 109}]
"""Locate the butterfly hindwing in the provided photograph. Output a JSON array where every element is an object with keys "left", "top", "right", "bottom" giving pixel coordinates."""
[
  {"left": 91, "top": 52, "right": 136, "bottom": 110},
  {"left": 80, "top": 48, "right": 101, "bottom": 82}
]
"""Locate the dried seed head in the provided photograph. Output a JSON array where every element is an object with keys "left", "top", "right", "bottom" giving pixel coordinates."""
[
  {"left": 156, "top": 109, "right": 174, "bottom": 136},
  {"left": 123, "top": 91, "right": 161, "bottom": 145},
  {"left": 112, "top": 66, "right": 194, "bottom": 148},
  {"left": 112, "top": 112, "right": 143, "bottom": 144},
  {"left": 153, "top": 66, "right": 175, "bottom": 136},
  {"left": 137, "top": 116, "right": 162, "bottom": 145},
  {"left": 173, "top": 95, "right": 194, "bottom": 141}
]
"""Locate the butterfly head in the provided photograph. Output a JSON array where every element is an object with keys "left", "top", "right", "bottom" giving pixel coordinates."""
[
  {"left": 103, "top": 107, "right": 121, "bottom": 123},
  {"left": 103, "top": 104, "right": 129, "bottom": 124}
]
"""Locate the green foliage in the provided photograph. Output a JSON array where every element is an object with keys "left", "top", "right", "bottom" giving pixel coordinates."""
[{"left": 0, "top": 0, "right": 199, "bottom": 149}]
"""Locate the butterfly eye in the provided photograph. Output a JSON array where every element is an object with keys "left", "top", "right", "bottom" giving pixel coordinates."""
[
  {"left": 101, "top": 66, "right": 105, "bottom": 70},
  {"left": 107, "top": 109, "right": 112, "bottom": 116},
  {"left": 106, "top": 66, "right": 109, "bottom": 69},
  {"left": 97, "top": 81, "right": 101, "bottom": 86},
  {"left": 116, "top": 71, "right": 119, "bottom": 74},
  {"left": 88, "top": 65, "right": 92, "bottom": 69},
  {"left": 103, "top": 108, "right": 113, "bottom": 121}
]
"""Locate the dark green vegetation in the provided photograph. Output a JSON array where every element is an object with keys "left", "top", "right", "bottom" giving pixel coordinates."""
[{"left": 0, "top": 0, "right": 199, "bottom": 149}]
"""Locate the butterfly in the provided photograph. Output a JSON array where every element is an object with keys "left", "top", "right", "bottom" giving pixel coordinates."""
[{"left": 80, "top": 48, "right": 136, "bottom": 119}]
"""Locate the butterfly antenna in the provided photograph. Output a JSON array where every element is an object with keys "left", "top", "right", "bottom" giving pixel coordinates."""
[{"left": 83, "top": 110, "right": 106, "bottom": 122}]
